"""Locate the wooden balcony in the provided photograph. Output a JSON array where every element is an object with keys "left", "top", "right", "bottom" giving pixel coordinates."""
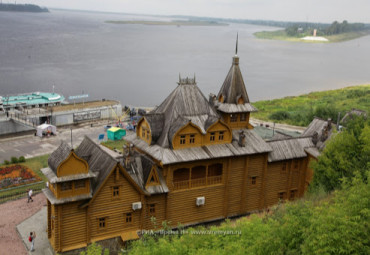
[{"left": 173, "top": 175, "right": 222, "bottom": 191}]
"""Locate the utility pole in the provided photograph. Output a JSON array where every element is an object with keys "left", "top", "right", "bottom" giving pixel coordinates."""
[{"left": 70, "top": 128, "right": 73, "bottom": 148}]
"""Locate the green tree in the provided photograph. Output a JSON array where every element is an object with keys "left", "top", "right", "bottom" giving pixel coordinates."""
[{"left": 311, "top": 116, "right": 369, "bottom": 192}]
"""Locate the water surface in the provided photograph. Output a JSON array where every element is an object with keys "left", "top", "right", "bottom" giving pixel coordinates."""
[{"left": 1, "top": 9, "right": 369, "bottom": 106}]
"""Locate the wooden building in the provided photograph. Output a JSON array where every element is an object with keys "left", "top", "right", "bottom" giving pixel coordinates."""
[{"left": 43, "top": 50, "right": 320, "bottom": 253}]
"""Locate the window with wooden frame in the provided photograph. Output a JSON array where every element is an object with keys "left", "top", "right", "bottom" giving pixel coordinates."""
[
  {"left": 251, "top": 176, "right": 257, "bottom": 185},
  {"left": 112, "top": 186, "right": 120, "bottom": 198},
  {"left": 189, "top": 134, "right": 195, "bottom": 144},
  {"left": 230, "top": 114, "right": 238, "bottom": 122},
  {"left": 125, "top": 213, "right": 132, "bottom": 223},
  {"left": 74, "top": 180, "right": 86, "bottom": 189},
  {"left": 98, "top": 217, "right": 106, "bottom": 229},
  {"left": 146, "top": 130, "right": 150, "bottom": 139},
  {"left": 278, "top": 192, "right": 286, "bottom": 200},
  {"left": 180, "top": 135, "right": 186, "bottom": 144},
  {"left": 240, "top": 113, "right": 247, "bottom": 122},
  {"left": 218, "top": 131, "right": 224, "bottom": 141},
  {"left": 61, "top": 181, "right": 72, "bottom": 191},
  {"left": 210, "top": 132, "right": 215, "bottom": 142},
  {"left": 146, "top": 167, "right": 160, "bottom": 186},
  {"left": 290, "top": 190, "right": 297, "bottom": 200},
  {"left": 149, "top": 204, "right": 156, "bottom": 217},
  {"left": 142, "top": 129, "right": 146, "bottom": 138}
]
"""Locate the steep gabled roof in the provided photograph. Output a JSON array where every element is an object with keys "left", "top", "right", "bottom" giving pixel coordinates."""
[
  {"left": 216, "top": 55, "right": 257, "bottom": 113},
  {"left": 75, "top": 136, "right": 118, "bottom": 194},
  {"left": 301, "top": 117, "right": 335, "bottom": 150},
  {"left": 124, "top": 152, "right": 168, "bottom": 195},
  {"left": 48, "top": 141, "right": 72, "bottom": 174},
  {"left": 146, "top": 78, "right": 220, "bottom": 148}
]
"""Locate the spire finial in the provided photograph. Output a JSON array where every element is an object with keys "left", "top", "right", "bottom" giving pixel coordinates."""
[{"left": 235, "top": 32, "right": 238, "bottom": 55}]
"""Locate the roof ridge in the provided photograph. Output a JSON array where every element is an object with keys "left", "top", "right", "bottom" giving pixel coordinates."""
[
  {"left": 266, "top": 135, "right": 313, "bottom": 142},
  {"left": 81, "top": 135, "right": 119, "bottom": 162}
]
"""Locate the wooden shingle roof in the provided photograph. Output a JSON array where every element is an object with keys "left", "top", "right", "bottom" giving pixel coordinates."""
[
  {"left": 124, "top": 153, "right": 168, "bottom": 195},
  {"left": 48, "top": 141, "right": 72, "bottom": 173},
  {"left": 267, "top": 137, "right": 315, "bottom": 162},
  {"left": 215, "top": 55, "right": 257, "bottom": 113},
  {"left": 75, "top": 136, "right": 118, "bottom": 194},
  {"left": 301, "top": 117, "right": 335, "bottom": 150},
  {"left": 145, "top": 79, "right": 220, "bottom": 148},
  {"left": 125, "top": 129, "right": 272, "bottom": 165}
]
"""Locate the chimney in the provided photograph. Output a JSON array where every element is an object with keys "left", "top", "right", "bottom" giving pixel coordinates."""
[
  {"left": 209, "top": 93, "right": 216, "bottom": 106},
  {"left": 238, "top": 131, "right": 246, "bottom": 147},
  {"left": 312, "top": 131, "right": 318, "bottom": 146},
  {"left": 327, "top": 118, "right": 332, "bottom": 131}
]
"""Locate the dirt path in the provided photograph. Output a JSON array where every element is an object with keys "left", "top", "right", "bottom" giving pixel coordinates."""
[
  {"left": 0, "top": 193, "right": 46, "bottom": 255},
  {"left": 250, "top": 118, "right": 306, "bottom": 133}
]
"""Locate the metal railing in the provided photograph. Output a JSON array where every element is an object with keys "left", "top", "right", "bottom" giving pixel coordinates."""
[{"left": 0, "top": 181, "right": 45, "bottom": 204}]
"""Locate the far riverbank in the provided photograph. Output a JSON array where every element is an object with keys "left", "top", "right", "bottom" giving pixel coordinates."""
[{"left": 254, "top": 29, "right": 370, "bottom": 43}]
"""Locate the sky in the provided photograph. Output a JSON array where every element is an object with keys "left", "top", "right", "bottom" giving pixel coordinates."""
[{"left": 8, "top": 0, "right": 370, "bottom": 23}]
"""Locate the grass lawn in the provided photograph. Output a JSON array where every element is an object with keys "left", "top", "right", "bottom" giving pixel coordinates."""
[
  {"left": 0, "top": 154, "right": 49, "bottom": 201},
  {"left": 101, "top": 139, "right": 127, "bottom": 153},
  {"left": 252, "top": 85, "right": 370, "bottom": 126}
]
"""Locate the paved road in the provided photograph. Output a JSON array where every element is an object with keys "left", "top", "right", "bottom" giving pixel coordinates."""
[{"left": 0, "top": 124, "right": 108, "bottom": 162}]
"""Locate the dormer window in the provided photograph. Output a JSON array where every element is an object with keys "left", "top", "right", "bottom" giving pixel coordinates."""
[
  {"left": 218, "top": 94, "right": 224, "bottom": 103},
  {"left": 210, "top": 132, "right": 215, "bottom": 142},
  {"left": 237, "top": 96, "right": 244, "bottom": 104},
  {"left": 180, "top": 135, "right": 186, "bottom": 144},
  {"left": 142, "top": 129, "right": 146, "bottom": 138},
  {"left": 219, "top": 131, "right": 224, "bottom": 141},
  {"left": 189, "top": 134, "right": 195, "bottom": 144}
]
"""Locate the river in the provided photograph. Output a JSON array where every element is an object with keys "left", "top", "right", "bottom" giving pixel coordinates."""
[{"left": 0, "top": 9, "right": 369, "bottom": 106}]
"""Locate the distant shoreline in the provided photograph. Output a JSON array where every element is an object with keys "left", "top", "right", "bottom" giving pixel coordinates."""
[
  {"left": 105, "top": 20, "right": 228, "bottom": 26},
  {"left": 254, "top": 29, "right": 370, "bottom": 43},
  {"left": 0, "top": 3, "right": 49, "bottom": 13}
]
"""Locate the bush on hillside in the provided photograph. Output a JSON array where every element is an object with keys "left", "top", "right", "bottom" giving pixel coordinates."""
[
  {"left": 269, "top": 111, "right": 290, "bottom": 120},
  {"left": 10, "top": 157, "right": 18, "bottom": 164}
]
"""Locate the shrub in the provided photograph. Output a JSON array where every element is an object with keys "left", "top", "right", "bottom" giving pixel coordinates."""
[
  {"left": 18, "top": 156, "right": 26, "bottom": 163},
  {"left": 269, "top": 111, "right": 290, "bottom": 120},
  {"left": 10, "top": 157, "right": 18, "bottom": 164},
  {"left": 3, "top": 160, "right": 10, "bottom": 165}
]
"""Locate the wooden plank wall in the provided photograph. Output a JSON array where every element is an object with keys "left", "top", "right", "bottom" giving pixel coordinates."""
[
  {"left": 227, "top": 156, "right": 245, "bottom": 216},
  {"left": 167, "top": 185, "right": 225, "bottom": 225},
  {"left": 245, "top": 154, "right": 265, "bottom": 212},
  {"left": 265, "top": 161, "right": 289, "bottom": 207},
  {"left": 265, "top": 157, "right": 308, "bottom": 207},
  {"left": 61, "top": 202, "right": 87, "bottom": 250},
  {"left": 88, "top": 168, "right": 142, "bottom": 242},
  {"left": 144, "top": 194, "right": 166, "bottom": 229}
]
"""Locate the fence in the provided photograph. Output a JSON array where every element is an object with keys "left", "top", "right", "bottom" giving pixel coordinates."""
[{"left": 0, "top": 181, "right": 45, "bottom": 204}]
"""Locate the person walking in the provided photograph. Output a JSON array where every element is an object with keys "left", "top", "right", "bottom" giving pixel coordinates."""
[
  {"left": 28, "top": 189, "right": 33, "bottom": 202},
  {"left": 29, "top": 231, "right": 36, "bottom": 252}
]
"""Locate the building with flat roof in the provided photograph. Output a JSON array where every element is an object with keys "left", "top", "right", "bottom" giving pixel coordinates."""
[{"left": 0, "top": 92, "right": 65, "bottom": 111}]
